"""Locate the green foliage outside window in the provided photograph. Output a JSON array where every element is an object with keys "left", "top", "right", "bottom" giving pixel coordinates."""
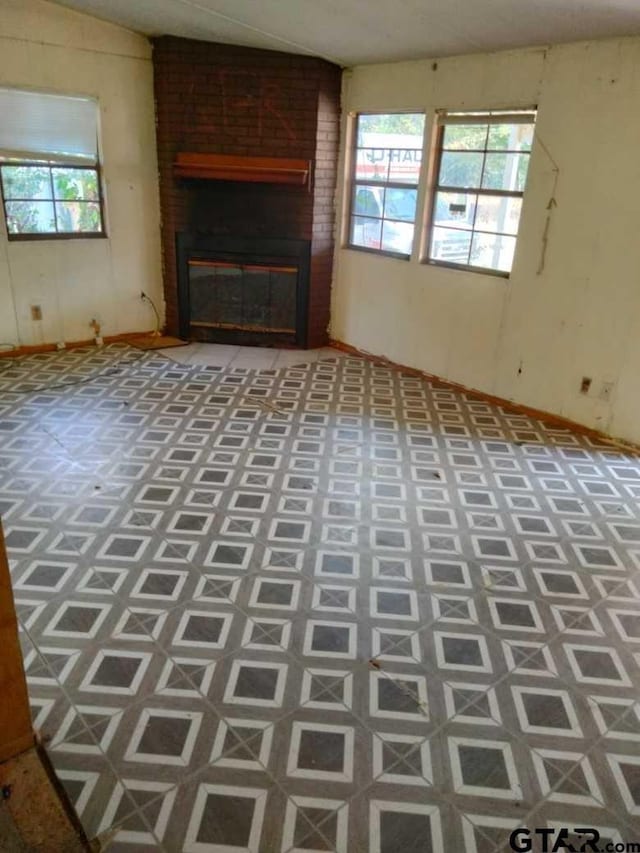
[
  {"left": 358, "top": 113, "right": 425, "bottom": 137},
  {"left": 1, "top": 164, "right": 103, "bottom": 236}
]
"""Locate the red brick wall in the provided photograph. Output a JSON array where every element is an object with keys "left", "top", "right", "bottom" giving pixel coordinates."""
[{"left": 152, "top": 36, "right": 341, "bottom": 347}]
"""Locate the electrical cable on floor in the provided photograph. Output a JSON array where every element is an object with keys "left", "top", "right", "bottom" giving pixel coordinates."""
[
  {"left": 140, "top": 291, "right": 161, "bottom": 335},
  {"left": 0, "top": 347, "right": 157, "bottom": 396},
  {"left": 0, "top": 290, "right": 164, "bottom": 385}
]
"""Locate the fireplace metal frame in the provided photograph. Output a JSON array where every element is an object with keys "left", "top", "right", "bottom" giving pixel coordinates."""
[{"left": 176, "top": 233, "right": 311, "bottom": 347}]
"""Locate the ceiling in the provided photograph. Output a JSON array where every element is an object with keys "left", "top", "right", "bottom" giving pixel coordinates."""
[{"left": 53, "top": 0, "right": 640, "bottom": 66}]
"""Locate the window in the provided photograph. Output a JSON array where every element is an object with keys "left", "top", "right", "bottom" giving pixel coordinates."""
[
  {"left": 0, "top": 88, "right": 104, "bottom": 239},
  {"left": 427, "top": 109, "right": 536, "bottom": 275},
  {"left": 348, "top": 113, "right": 425, "bottom": 258},
  {"left": 1, "top": 165, "right": 103, "bottom": 237}
]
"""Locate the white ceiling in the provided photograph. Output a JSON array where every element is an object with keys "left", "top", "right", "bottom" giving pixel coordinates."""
[{"left": 53, "top": 0, "right": 640, "bottom": 66}]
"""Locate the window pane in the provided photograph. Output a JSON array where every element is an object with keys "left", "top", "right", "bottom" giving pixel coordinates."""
[
  {"left": 355, "top": 148, "right": 389, "bottom": 183},
  {"left": 387, "top": 149, "right": 422, "bottom": 184},
  {"left": 52, "top": 168, "right": 99, "bottom": 201},
  {"left": 439, "top": 151, "right": 483, "bottom": 189},
  {"left": 381, "top": 220, "right": 414, "bottom": 255},
  {"left": 351, "top": 215, "right": 382, "bottom": 250},
  {"left": 430, "top": 226, "right": 472, "bottom": 265},
  {"left": 384, "top": 188, "right": 417, "bottom": 222},
  {"left": 470, "top": 231, "right": 516, "bottom": 272},
  {"left": 353, "top": 185, "right": 383, "bottom": 218},
  {"left": 1, "top": 166, "right": 52, "bottom": 200},
  {"left": 356, "top": 148, "right": 422, "bottom": 184},
  {"left": 55, "top": 201, "right": 102, "bottom": 232},
  {"left": 433, "top": 191, "right": 477, "bottom": 230},
  {"left": 430, "top": 111, "right": 535, "bottom": 273},
  {"left": 487, "top": 123, "right": 534, "bottom": 151},
  {"left": 443, "top": 124, "right": 488, "bottom": 150},
  {"left": 475, "top": 195, "right": 523, "bottom": 236},
  {"left": 357, "top": 113, "right": 425, "bottom": 141},
  {"left": 352, "top": 113, "right": 425, "bottom": 258},
  {"left": 481, "top": 152, "right": 530, "bottom": 191},
  {"left": 5, "top": 200, "right": 55, "bottom": 233}
]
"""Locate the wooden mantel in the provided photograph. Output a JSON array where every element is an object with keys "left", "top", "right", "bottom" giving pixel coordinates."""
[{"left": 174, "top": 152, "right": 311, "bottom": 186}]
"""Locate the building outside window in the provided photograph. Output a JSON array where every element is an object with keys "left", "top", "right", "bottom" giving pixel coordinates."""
[
  {"left": 347, "top": 112, "right": 425, "bottom": 258},
  {"left": 0, "top": 88, "right": 105, "bottom": 240},
  {"left": 426, "top": 109, "right": 536, "bottom": 275}
]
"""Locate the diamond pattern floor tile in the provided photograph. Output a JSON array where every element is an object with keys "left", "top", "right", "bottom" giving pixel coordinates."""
[{"left": 2, "top": 343, "right": 640, "bottom": 851}]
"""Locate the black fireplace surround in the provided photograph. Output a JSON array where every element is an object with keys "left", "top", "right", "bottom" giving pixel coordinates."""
[{"left": 176, "top": 233, "right": 311, "bottom": 348}]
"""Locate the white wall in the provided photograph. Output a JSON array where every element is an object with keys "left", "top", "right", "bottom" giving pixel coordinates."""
[
  {"left": 332, "top": 38, "right": 640, "bottom": 444},
  {"left": 0, "top": 0, "right": 163, "bottom": 347}
]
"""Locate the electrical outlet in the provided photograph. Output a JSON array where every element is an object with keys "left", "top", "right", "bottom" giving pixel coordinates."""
[
  {"left": 30, "top": 304, "right": 42, "bottom": 321},
  {"left": 580, "top": 377, "right": 592, "bottom": 395},
  {"left": 599, "top": 381, "right": 615, "bottom": 402}
]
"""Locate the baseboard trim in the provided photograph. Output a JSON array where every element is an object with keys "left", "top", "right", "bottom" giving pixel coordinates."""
[
  {"left": 329, "top": 338, "right": 638, "bottom": 453},
  {"left": 0, "top": 330, "right": 158, "bottom": 359}
]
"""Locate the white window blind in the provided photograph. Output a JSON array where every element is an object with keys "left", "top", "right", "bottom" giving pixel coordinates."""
[{"left": 0, "top": 88, "right": 98, "bottom": 163}]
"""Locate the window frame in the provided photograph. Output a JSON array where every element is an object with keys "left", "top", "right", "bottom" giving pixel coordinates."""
[
  {"left": 0, "top": 160, "right": 107, "bottom": 242},
  {"left": 345, "top": 111, "right": 426, "bottom": 261},
  {"left": 424, "top": 108, "right": 536, "bottom": 278}
]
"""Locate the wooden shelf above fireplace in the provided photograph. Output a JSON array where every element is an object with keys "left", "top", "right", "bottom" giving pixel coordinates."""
[{"left": 173, "top": 152, "right": 311, "bottom": 186}]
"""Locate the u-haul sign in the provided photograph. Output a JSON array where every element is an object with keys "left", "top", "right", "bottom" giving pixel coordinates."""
[{"left": 357, "top": 133, "right": 423, "bottom": 183}]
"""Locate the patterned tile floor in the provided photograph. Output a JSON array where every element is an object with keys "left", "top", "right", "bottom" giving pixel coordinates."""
[{"left": 1, "top": 343, "right": 640, "bottom": 851}]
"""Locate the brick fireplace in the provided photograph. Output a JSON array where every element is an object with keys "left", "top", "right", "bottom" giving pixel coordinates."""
[{"left": 152, "top": 36, "right": 341, "bottom": 348}]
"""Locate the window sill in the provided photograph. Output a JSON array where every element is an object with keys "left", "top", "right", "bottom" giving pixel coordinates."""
[
  {"left": 344, "top": 244, "right": 411, "bottom": 262},
  {"left": 6, "top": 232, "right": 108, "bottom": 242},
  {"left": 422, "top": 258, "right": 510, "bottom": 279}
]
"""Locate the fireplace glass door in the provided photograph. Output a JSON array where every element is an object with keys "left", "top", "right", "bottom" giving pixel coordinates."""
[{"left": 188, "top": 260, "right": 297, "bottom": 336}]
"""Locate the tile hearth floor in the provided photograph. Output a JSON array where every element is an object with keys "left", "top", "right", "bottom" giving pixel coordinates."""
[{"left": 1, "top": 343, "right": 640, "bottom": 851}]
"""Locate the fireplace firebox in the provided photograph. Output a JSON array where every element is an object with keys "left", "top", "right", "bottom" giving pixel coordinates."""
[{"left": 176, "top": 233, "right": 310, "bottom": 347}]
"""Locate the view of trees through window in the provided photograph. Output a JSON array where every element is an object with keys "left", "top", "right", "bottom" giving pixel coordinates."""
[
  {"left": 357, "top": 113, "right": 425, "bottom": 136},
  {"left": 0, "top": 164, "right": 103, "bottom": 236}
]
